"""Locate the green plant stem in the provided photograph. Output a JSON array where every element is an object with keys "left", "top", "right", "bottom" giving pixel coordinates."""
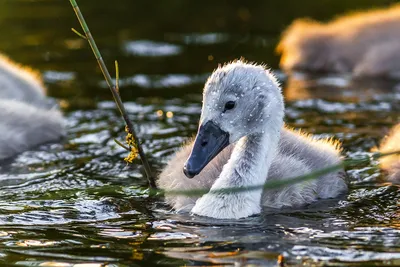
[
  {"left": 68, "top": 0, "right": 156, "bottom": 188},
  {"left": 152, "top": 150, "right": 400, "bottom": 197}
]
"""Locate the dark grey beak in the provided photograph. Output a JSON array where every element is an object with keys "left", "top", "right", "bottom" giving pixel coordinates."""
[{"left": 183, "top": 121, "right": 230, "bottom": 178}]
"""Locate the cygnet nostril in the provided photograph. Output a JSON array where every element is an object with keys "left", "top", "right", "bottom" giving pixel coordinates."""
[{"left": 201, "top": 139, "right": 208, "bottom": 147}]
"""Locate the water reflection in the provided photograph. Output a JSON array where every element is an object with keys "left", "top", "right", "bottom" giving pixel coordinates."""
[
  {"left": 0, "top": 0, "right": 399, "bottom": 266},
  {"left": 284, "top": 72, "right": 400, "bottom": 102},
  {"left": 123, "top": 40, "right": 182, "bottom": 57},
  {"left": 0, "top": 84, "right": 397, "bottom": 265},
  {"left": 165, "top": 33, "right": 230, "bottom": 45},
  {"left": 100, "top": 73, "right": 209, "bottom": 89}
]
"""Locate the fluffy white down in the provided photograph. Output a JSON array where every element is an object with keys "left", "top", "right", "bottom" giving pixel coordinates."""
[
  {"left": 0, "top": 54, "right": 64, "bottom": 161},
  {"left": 277, "top": 4, "right": 400, "bottom": 78},
  {"left": 158, "top": 61, "right": 347, "bottom": 219},
  {"left": 379, "top": 123, "right": 400, "bottom": 182}
]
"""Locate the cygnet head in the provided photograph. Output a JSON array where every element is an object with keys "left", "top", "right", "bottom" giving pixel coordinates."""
[{"left": 183, "top": 60, "right": 284, "bottom": 178}]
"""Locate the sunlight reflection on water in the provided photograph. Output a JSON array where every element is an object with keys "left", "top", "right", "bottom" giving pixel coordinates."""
[{"left": 0, "top": 0, "right": 399, "bottom": 266}]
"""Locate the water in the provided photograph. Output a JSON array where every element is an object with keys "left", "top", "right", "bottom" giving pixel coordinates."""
[{"left": 0, "top": 0, "right": 399, "bottom": 266}]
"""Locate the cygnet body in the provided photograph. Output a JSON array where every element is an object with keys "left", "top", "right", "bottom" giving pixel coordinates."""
[
  {"left": 158, "top": 61, "right": 347, "bottom": 219},
  {"left": 379, "top": 123, "right": 400, "bottom": 182},
  {"left": 0, "top": 54, "right": 64, "bottom": 161},
  {"left": 277, "top": 5, "right": 400, "bottom": 78}
]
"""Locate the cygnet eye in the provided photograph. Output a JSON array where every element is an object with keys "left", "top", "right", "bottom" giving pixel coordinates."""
[{"left": 224, "top": 101, "right": 236, "bottom": 111}]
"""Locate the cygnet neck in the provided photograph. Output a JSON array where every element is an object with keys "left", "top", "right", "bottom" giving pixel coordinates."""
[
  {"left": 191, "top": 120, "right": 282, "bottom": 219},
  {"left": 214, "top": 127, "right": 281, "bottom": 189}
]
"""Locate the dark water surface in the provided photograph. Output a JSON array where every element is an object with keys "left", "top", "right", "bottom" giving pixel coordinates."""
[{"left": 0, "top": 0, "right": 399, "bottom": 266}]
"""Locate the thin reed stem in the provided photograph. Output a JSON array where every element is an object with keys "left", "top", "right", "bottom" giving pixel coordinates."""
[
  {"left": 68, "top": 0, "right": 156, "bottom": 188},
  {"left": 152, "top": 150, "right": 400, "bottom": 197}
]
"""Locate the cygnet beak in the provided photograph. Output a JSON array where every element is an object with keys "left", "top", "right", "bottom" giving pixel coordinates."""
[{"left": 183, "top": 121, "right": 230, "bottom": 178}]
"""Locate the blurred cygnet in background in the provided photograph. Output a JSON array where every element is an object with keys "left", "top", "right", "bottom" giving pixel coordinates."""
[
  {"left": 0, "top": 54, "right": 64, "bottom": 161},
  {"left": 277, "top": 4, "right": 400, "bottom": 79}
]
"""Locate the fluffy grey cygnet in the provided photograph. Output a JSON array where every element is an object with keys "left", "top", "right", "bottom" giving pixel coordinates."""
[
  {"left": 158, "top": 60, "right": 347, "bottom": 219},
  {"left": 277, "top": 4, "right": 400, "bottom": 78},
  {"left": 0, "top": 54, "right": 64, "bottom": 161},
  {"left": 379, "top": 123, "right": 400, "bottom": 182}
]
